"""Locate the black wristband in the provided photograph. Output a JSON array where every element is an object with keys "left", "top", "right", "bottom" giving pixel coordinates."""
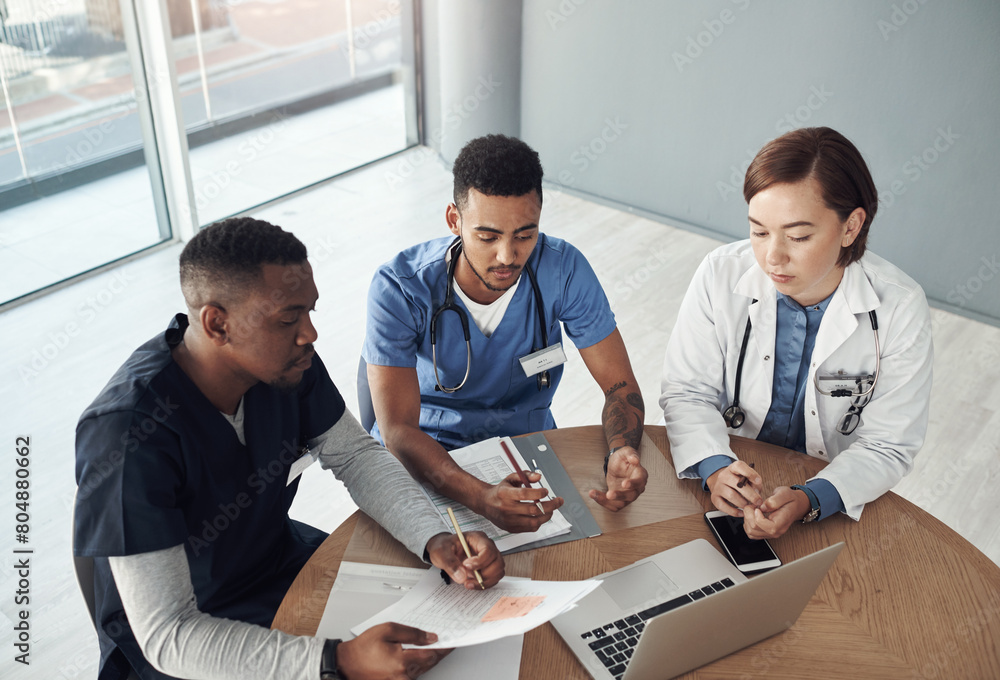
[
  {"left": 604, "top": 447, "right": 622, "bottom": 476},
  {"left": 320, "top": 638, "right": 341, "bottom": 680}
]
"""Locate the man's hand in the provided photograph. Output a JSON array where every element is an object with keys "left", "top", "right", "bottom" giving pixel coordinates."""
[
  {"left": 589, "top": 447, "right": 648, "bottom": 511},
  {"left": 480, "top": 472, "right": 564, "bottom": 533},
  {"left": 743, "top": 486, "right": 810, "bottom": 540},
  {"left": 706, "top": 460, "right": 764, "bottom": 517},
  {"left": 425, "top": 531, "right": 505, "bottom": 589},
  {"left": 335, "top": 622, "right": 450, "bottom": 679}
]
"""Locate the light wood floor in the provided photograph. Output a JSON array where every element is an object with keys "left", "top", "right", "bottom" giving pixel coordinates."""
[{"left": 2, "top": 147, "right": 997, "bottom": 678}]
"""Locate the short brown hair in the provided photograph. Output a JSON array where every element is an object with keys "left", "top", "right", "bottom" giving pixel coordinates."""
[{"left": 743, "top": 127, "right": 877, "bottom": 267}]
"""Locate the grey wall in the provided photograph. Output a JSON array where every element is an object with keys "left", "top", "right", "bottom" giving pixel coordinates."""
[{"left": 520, "top": 0, "right": 1000, "bottom": 324}]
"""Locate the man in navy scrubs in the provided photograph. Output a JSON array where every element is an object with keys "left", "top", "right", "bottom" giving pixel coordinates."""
[
  {"left": 74, "top": 218, "right": 504, "bottom": 680},
  {"left": 365, "top": 134, "right": 648, "bottom": 534}
]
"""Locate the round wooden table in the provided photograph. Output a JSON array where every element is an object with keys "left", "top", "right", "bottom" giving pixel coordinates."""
[{"left": 273, "top": 426, "right": 1000, "bottom": 678}]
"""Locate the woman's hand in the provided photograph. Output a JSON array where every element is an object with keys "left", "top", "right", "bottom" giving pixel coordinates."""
[{"left": 706, "top": 460, "right": 764, "bottom": 517}]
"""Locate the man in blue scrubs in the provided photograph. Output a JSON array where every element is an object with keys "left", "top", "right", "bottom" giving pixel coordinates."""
[
  {"left": 74, "top": 218, "right": 503, "bottom": 680},
  {"left": 364, "top": 134, "right": 648, "bottom": 533}
]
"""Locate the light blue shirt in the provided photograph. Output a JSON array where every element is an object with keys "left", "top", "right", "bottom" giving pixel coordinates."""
[
  {"left": 364, "top": 234, "right": 617, "bottom": 449},
  {"left": 696, "top": 292, "right": 844, "bottom": 520}
]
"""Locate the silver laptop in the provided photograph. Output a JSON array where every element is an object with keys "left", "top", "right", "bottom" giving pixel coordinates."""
[{"left": 551, "top": 539, "right": 844, "bottom": 679}]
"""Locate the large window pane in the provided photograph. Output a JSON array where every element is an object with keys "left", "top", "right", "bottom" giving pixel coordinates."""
[
  {"left": 171, "top": 0, "right": 411, "bottom": 224},
  {"left": 0, "top": 0, "right": 166, "bottom": 305}
]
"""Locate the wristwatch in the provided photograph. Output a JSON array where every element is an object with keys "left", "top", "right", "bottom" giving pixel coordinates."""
[
  {"left": 791, "top": 484, "right": 821, "bottom": 523},
  {"left": 320, "top": 638, "right": 342, "bottom": 680},
  {"left": 603, "top": 446, "right": 622, "bottom": 476}
]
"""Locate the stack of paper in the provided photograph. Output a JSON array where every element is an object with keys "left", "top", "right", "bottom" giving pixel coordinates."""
[
  {"left": 428, "top": 436, "right": 573, "bottom": 552},
  {"left": 317, "top": 562, "right": 524, "bottom": 679},
  {"left": 351, "top": 564, "right": 602, "bottom": 649}
]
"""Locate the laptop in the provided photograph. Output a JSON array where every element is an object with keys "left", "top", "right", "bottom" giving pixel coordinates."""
[{"left": 551, "top": 539, "right": 844, "bottom": 679}]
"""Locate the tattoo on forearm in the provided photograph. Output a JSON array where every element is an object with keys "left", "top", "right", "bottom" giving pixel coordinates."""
[
  {"left": 604, "top": 381, "right": 627, "bottom": 397},
  {"left": 602, "top": 386, "right": 645, "bottom": 451},
  {"left": 626, "top": 392, "right": 643, "bottom": 411}
]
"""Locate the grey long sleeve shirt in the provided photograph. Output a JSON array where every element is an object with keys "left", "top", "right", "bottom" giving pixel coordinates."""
[{"left": 110, "top": 408, "right": 447, "bottom": 680}]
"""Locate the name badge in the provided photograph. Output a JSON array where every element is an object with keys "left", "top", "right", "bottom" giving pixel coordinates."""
[
  {"left": 518, "top": 342, "right": 567, "bottom": 377},
  {"left": 287, "top": 446, "right": 317, "bottom": 486}
]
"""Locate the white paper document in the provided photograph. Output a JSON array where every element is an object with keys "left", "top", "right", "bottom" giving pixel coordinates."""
[
  {"left": 351, "top": 563, "right": 601, "bottom": 649},
  {"left": 317, "top": 562, "right": 523, "bottom": 680},
  {"left": 432, "top": 436, "right": 572, "bottom": 552}
]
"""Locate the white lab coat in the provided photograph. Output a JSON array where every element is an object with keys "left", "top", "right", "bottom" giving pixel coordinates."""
[{"left": 660, "top": 240, "right": 933, "bottom": 520}]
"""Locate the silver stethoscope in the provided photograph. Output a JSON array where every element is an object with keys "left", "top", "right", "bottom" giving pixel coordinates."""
[
  {"left": 430, "top": 238, "right": 551, "bottom": 393},
  {"left": 723, "top": 299, "right": 880, "bottom": 435}
]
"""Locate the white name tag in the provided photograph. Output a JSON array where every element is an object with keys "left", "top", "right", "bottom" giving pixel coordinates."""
[
  {"left": 518, "top": 343, "right": 568, "bottom": 377},
  {"left": 287, "top": 447, "right": 317, "bottom": 486}
]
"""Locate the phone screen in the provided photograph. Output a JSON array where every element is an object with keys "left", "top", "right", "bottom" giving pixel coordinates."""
[{"left": 705, "top": 513, "right": 779, "bottom": 565}]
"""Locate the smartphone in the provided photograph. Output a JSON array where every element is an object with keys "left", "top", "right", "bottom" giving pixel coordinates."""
[{"left": 704, "top": 510, "right": 782, "bottom": 573}]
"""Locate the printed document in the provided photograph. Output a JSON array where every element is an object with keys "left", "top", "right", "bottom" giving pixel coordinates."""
[
  {"left": 432, "top": 436, "right": 572, "bottom": 552},
  {"left": 352, "top": 564, "right": 601, "bottom": 649},
  {"left": 317, "top": 562, "right": 523, "bottom": 679}
]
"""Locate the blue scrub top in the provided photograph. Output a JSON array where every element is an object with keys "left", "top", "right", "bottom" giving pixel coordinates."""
[
  {"left": 74, "top": 314, "right": 343, "bottom": 680},
  {"left": 364, "top": 234, "right": 617, "bottom": 448}
]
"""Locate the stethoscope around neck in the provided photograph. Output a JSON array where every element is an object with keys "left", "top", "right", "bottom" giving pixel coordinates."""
[
  {"left": 722, "top": 299, "right": 880, "bottom": 431},
  {"left": 430, "top": 238, "right": 550, "bottom": 393}
]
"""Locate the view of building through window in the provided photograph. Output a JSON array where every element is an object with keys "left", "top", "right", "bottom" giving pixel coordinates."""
[{"left": 0, "top": 0, "right": 412, "bottom": 306}]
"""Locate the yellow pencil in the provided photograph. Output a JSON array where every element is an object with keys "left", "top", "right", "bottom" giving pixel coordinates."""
[{"left": 446, "top": 507, "right": 485, "bottom": 590}]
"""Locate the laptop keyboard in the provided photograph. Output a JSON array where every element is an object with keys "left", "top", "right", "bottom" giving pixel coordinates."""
[{"left": 579, "top": 577, "right": 737, "bottom": 679}]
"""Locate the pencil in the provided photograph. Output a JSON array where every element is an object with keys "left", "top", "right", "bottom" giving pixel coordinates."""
[
  {"left": 500, "top": 440, "right": 546, "bottom": 514},
  {"left": 737, "top": 462, "right": 756, "bottom": 488},
  {"left": 446, "top": 507, "right": 485, "bottom": 589}
]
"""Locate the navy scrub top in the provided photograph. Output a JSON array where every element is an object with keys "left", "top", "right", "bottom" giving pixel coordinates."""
[{"left": 74, "top": 314, "right": 343, "bottom": 680}]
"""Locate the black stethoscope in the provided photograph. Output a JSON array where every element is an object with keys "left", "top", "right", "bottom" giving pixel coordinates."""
[
  {"left": 430, "top": 238, "right": 551, "bottom": 393},
  {"left": 723, "top": 299, "right": 880, "bottom": 433}
]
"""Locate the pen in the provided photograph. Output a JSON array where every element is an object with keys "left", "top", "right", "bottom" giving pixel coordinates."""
[
  {"left": 736, "top": 462, "right": 755, "bottom": 488},
  {"left": 446, "top": 507, "right": 485, "bottom": 590},
  {"left": 500, "top": 440, "right": 546, "bottom": 514}
]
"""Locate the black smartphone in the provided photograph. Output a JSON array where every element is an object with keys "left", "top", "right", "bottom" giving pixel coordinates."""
[{"left": 704, "top": 510, "right": 782, "bottom": 573}]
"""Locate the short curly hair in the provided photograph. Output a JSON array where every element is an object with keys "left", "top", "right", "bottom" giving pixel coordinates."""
[
  {"left": 179, "top": 217, "right": 308, "bottom": 310},
  {"left": 452, "top": 134, "right": 544, "bottom": 210}
]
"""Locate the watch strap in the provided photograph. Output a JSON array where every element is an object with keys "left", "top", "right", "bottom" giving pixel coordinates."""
[
  {"left": 791, "top": 484, "right": 821, "bottom": 523},
  {"left": 603, "top": 447, "right": 622, "bottom": 476},
  {"left": 320, "top": 638, "right": 341, "bottom": 680}
]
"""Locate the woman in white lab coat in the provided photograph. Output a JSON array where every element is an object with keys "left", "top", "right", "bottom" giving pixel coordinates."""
[{"left": 660, "top": 127, "right": 933, "bottom": 539}]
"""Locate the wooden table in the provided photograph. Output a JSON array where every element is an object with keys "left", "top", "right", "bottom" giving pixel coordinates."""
[{"left": 273, "top": 426, "right": 1000, "bottom": 678}]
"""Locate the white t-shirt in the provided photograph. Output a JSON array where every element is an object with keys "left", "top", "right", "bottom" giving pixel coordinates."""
[{"left": 454, "top": 276, "right": 521, "bottom": 338}]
